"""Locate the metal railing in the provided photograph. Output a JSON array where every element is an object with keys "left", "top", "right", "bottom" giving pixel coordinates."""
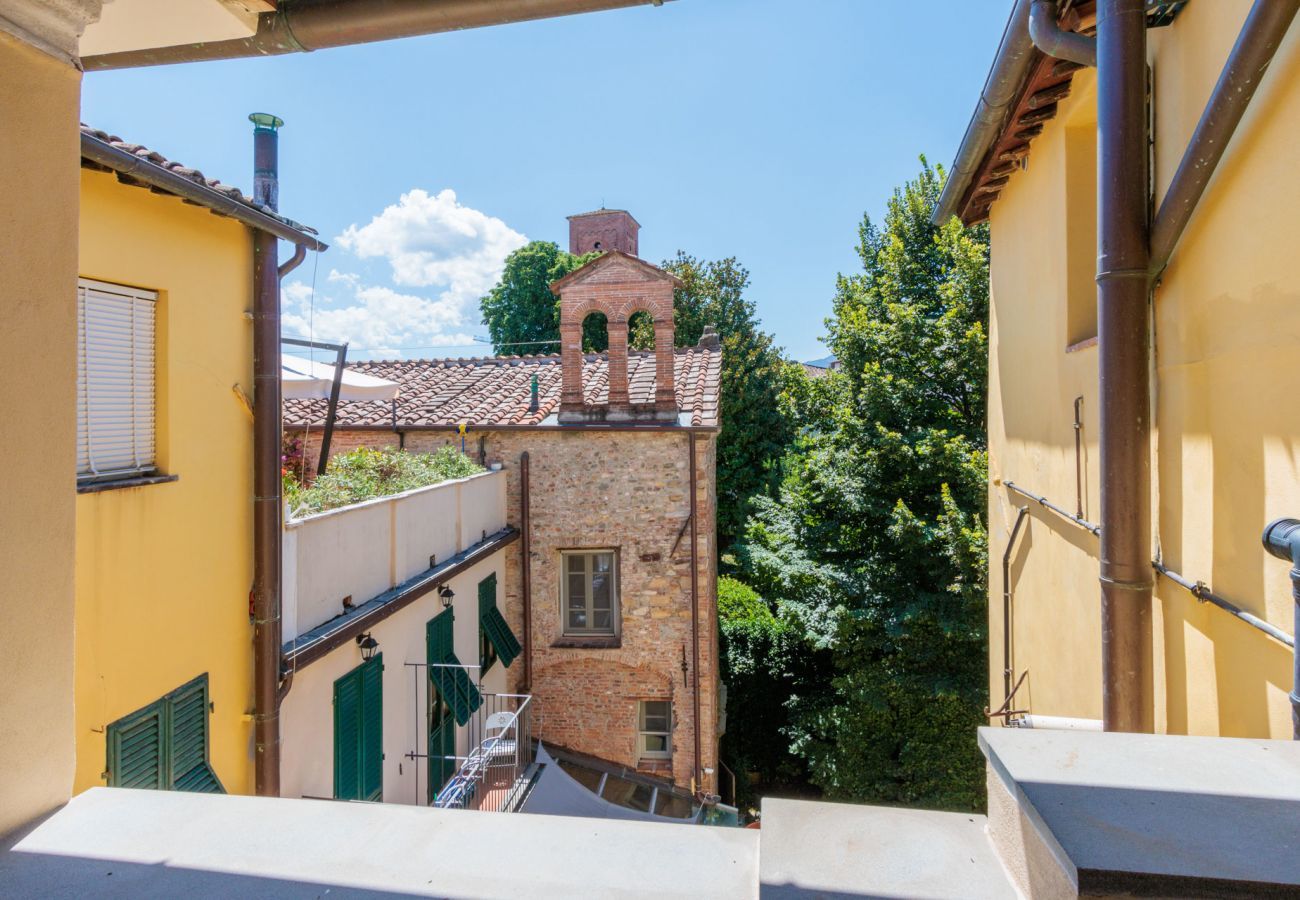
[
  {"left": 403, "top": 660, "right": 535, "bottom": 813},
  {"left": 434, "top": 693, "right": 535, "bottom": 812}
]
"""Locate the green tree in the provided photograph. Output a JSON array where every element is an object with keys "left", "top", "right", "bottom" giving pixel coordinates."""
[
  {"left": 479, "top": 241, "right": 601, "bottom": 353},
  {"left": 660, "top": 254, "right": 793, "bottom": 553},
  {"left": 739, "top": 159, "right": 990, "bottom": 811}
]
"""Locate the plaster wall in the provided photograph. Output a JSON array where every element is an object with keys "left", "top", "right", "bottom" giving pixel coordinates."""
[
  {"left": 279, "top": 555, "right": 509, "bottom": 805},
  {"left": 987, "top": 0, "right": 1299, "bottom": 737},
  {"left": 74, "top": 168, "right": 256, "bottom": 794},
  {"left": 0, "top": 30, "right": 81, "bottom": 836}
]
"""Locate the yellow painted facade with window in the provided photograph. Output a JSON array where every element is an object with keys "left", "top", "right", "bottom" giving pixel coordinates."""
[
  {"left": 987, "top": 0, "right": 1299, "bottom": 737},
  {"left": 74, "top": 166, "right": 257, "bottom": 794}
]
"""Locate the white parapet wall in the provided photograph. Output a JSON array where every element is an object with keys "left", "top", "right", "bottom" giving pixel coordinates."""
[{"left": 283, "top": 469, "right": 507, "bottom": 641}]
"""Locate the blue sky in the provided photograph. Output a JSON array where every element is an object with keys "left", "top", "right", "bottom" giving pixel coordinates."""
[{"left": 82, "top": 0, "right": 1005, "bottom": 362}]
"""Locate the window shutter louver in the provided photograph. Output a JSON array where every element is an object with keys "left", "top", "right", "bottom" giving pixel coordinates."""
[
  {"left": 427, "top": 609, "right": 482, "bottom": 727},
  {"left": 360, "top": 655, "right": 384, "bottom": 802},
  {"left": 105, "top": 674, "right": 223, "bottom": 793},
  {"left": 479, "top": 574, "right": 521, "bottom": 668},
  {"left": 77, "top": 279, "right": 156, "bottom": 481},
  {"left": 334, "top": 667, "right": 363, "bottom": 800}
]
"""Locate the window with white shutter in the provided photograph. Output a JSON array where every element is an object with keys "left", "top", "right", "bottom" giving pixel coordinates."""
[{"left": 76, "top": 279, "right": 157, "bottom": 483}]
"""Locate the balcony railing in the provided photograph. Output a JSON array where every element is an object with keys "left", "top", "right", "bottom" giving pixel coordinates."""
[
  {"left": 404, "top": 659, "right": 537, "bottom": 813},
  {"left": 434, "top": 692, "right": 536, "bottom": 813}
]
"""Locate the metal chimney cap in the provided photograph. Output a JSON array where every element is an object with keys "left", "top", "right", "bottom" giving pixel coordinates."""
[{"left": 248, "top": 112, "right": 284, "bottom": 131}]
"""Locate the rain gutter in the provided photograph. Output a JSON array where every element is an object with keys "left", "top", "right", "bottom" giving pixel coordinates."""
[{"left": 82, "top": 0, "right": 673, "bottom": 70}]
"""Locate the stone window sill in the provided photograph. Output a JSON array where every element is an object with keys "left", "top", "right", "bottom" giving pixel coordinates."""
[
  {"left": 1066, "top": 335, "right": 1098, "bottom": 353},
  {"left": 77, "top": 473, "right": 179, "bottom": 494},
  {"left": 551, "top": 635, "right": 621, "bottom": 650}
]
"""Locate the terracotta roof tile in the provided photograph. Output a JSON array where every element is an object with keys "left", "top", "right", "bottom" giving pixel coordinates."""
[{"left": 283, "top": 348, "right": 723, "bottom": 429}]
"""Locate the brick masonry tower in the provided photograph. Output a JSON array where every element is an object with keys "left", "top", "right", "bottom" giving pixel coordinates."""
[
  {"left": 550, "top": 248, "right": 682, "bottom": 424},
  {"left": 567, "top": 209, "right": 640, "bottom": 256}
]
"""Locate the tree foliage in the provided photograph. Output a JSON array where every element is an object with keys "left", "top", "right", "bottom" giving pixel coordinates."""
[
  {"left": 479, "top": 241, "right": 602, "bottom": 353},
  {"left": 737, "top": 159, "right": 991, "bottom": 811}
]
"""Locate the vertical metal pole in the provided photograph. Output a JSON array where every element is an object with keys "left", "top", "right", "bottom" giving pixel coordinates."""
[
  {"left": 1003, "top": 506, "right": 1030, "bottom": 704},
  {"left": 520, "top": 452, "right": 533, "bottom": 693},
  {"left": 1096, "top": 0, "right": 1151, "bottom": 733},
  {"left": 688, "top": 432, "right": 702, "bottom": 791},
  {"left": 316, "top": 341, "right": 348, "bottom": 476}
]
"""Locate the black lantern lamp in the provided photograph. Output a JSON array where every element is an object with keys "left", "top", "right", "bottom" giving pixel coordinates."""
[
  {"left": 438, "top": 585, "right": 455, "bottom": 609},
  {"left": 356, "top": 632, "right": 379, "bottom": 661}
]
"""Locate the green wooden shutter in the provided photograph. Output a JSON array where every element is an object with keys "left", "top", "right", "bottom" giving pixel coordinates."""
[
  {"left": 479, "top": 574, "right": 521, "bottom": 668},
  {"left": 168, "top": 676, "right": 223, "bottom": 793},
  {"left": 106, "top": 674, "right": 223, "bottom": 793},
  {"left": 360, "top": 654, "right": 384, "bottom": 802},
  {"left": 427, "top": 608, "right": 482, "bottom": 727},
  {"left": 334, "top": 666, "right": 362, "bottom": 800},
  {"left": 107, "top": 702, "right": 164, "bottom": 789}
]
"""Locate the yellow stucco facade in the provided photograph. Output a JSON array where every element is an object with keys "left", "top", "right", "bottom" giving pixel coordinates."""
[
  {"left": 988, "top": 0, "right": 1299, "bottom": 738},
  {"left": 0, "top": 30, "right": 83, "bottom": 837},
  {"left": 74, "top": 167, "right": 257, "bottom": 794}
]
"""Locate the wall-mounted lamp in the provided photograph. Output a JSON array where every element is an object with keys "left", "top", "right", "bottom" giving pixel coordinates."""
[
  {"left": 356, "top": 632, "right": 379, "bottom": 662},
  {"left": 438, "top": 585, "right": 455, "bottom": 609}
]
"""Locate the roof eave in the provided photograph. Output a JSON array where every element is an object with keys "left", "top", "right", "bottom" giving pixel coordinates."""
[{"left": 933, "top": 0, "right": 1036, "bottom": 226}]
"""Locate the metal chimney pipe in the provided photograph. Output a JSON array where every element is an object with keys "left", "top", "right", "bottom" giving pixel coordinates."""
[{"left": 249, "top": 113, "right": 283, "bottom": 211}]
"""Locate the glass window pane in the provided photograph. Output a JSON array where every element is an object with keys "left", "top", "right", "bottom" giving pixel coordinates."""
[
  {"left": 566, "top": 554, "right": 586, "bottom": 576},
  {"left": 593, "top": 553, "right": 612, "bottom": 573},
  {"left": 567, "top": 574, "right": 586, "bottom": 607},
  {"left": 592, "top": 610, "right": 612, "bottom": 630},
  {"left": 568, "top": 609, "right": 587, "bottom": 630},
  {"left": 643, "top": 701, "right": 670, "bottom": 724},
  {"left": 592, "top": 573, "right": 611, "bottom": 610},
  {"left": 643, "top": 734, "right": 669, "bottom": 753},
  {"left": 655, "top": 792, "right": 694, "bottom": 819},
  {"left": 626, "top": 783, "right": 655, "bottom": 813}
]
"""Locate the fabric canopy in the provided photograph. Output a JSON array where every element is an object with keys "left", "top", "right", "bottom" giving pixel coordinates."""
[{"left": 281, "top": 353, "right": 400, "bottom": 402}]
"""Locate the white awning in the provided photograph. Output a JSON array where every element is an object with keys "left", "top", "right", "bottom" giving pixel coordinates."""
[{"left": 281, "top": 353, "right": 399, "bottom": 402}]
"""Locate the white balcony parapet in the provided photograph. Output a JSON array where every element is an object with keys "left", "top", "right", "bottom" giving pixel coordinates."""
[{"left": 283, "top": 469, "right": 507, "bottom": 641}]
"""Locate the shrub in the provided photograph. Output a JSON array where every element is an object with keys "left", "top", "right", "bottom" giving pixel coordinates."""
[{"left": 285, "top": 446, "right": 483, "bottom": 516}]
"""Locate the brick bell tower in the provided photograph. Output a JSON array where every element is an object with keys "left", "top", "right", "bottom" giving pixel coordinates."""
[
  {"left": 567, "top": 208, "right": 640, "bottom": 256},
  {"left": 550, "top": 213, "right": 681, "bottom": 424}
]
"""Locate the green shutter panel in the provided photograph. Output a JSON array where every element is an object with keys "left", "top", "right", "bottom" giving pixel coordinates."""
[
  {"left": 427, "top": 608, "right": 482, "bottom": 726},
  {"left": 108, "top": 703, "right": 164, "bottom": 789},
  {"left": 360, "top": 654, "right": 384, "bottom": 802},
  {"left": 167, "top": 676, "right": 224, "bottom": 794},
  {"left": 479, "top": 574, "right": 521, "bottom": 668},
  {"left": 334, "top": 667, "right": 362, "bottom": 800}
]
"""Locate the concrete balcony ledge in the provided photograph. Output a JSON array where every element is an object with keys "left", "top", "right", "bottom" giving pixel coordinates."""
[
  {"left": 2, "top": 787, "right": 759, "bottom": 899},
  {"left": 980, "top": 726, "right": 1300, "bottom": 897}
]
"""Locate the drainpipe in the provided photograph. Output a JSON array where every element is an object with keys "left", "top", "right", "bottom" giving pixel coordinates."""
[
  {"left": 251, "top": 113, "right": 286, "bottom": 796},
  {"left": 1002, "top": 506, "right": 1030, "bottom": 705},
  {"left": 1148, "top": 0, "right": 1300, "bottom": 280},
  {"left": 1029, "top": 0, "right": 1096, "bottom": 67},
  {"left": 1261, "top": 519, "right": 1300, "bottom": 739},
  {"left": 520, "top": 452, "right": 533, "bottom": 693},
  {"left": 82, "top": 0, "right": 673, "bottom": 69},
  {"left": 688, "top": 432, "right": 702, "bottom": 793},
  {"left": 1096, "top": 0, "right": 1151, "bottom": 734}
]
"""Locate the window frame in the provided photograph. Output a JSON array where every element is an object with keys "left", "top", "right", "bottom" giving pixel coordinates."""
[
  {"left": 76, "top": 278, "right": 160, "bottom": 485},
  {"left": 560, "top": 549, "right": 620, "bottom": 637},
  {"left": 638, "top": 699, "right": 672, "bottom": 761}
]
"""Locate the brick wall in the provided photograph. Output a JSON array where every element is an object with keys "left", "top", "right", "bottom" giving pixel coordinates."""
[
  {"left": 568, "top": 210, "right": 638, "bottom": 256},
  {"left": 292, "top": 426, "right": 720, "bottom": 793}
]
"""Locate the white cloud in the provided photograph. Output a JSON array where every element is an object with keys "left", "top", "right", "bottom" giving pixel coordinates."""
[
  {"left": 281, "top": 189, "right": 527, "bottom": 359},
  {"left": 336, "top": 188, "right": 527, "bottom": 301}
]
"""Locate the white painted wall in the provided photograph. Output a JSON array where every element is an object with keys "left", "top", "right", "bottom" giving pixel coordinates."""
[
  {"left": 283, "top": 470, "right": 508, "bottom": 640},
  {"left": 280, "top": 554, "right": 512, "bottom": 806}
]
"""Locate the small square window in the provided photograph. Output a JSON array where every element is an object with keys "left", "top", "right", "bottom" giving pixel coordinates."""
[
  {"left": 638, "top": 700, "right": 672, "bottom": 761},
  {"left": 562, "top": 550, "right": 619, "bottom": 636}
]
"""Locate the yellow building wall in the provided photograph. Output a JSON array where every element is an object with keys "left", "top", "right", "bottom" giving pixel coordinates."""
[
  {"left": 0, "top": 31, "right": 82, "bottom": 837},
  {"left": 75, "top": 168, "right": 257, "bottom": 794},
  {"left": 987, "top": 0, "right": 1298, "bottom": 738}
]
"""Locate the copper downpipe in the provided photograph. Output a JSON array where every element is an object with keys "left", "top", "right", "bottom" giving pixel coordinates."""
[
  {"left": 688, "top": 432, "right": 702, "bottom": 792},
  {"left": 1096, "top": 0, "right": 1151, "bottom": 734},
  {"left": 520, "top": 451, "right": 533, "bottom": 693}
]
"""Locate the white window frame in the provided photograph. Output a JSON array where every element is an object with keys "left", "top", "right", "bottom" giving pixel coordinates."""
[
  {"left": 76, "top": 278, "right": 158, "bottom": 483},
  {"left": 638, "top": 700, "right": 672, "bottom": 761},
  {"left": 560, "top": 549, "right": 619, "bottom": 636}
]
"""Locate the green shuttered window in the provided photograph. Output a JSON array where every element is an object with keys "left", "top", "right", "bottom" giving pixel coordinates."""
[
  {"left": 105, "top": 674, "right": 224, "bottom": 793},
  {"left": 334, "top": 655, "right": 383, "bottom": 801},
  {"left": 479, "top": 573, "right": 521, "bottom": 670},
  {"left": 427, "top": 608, "right": 482, "bottom": 726}
]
